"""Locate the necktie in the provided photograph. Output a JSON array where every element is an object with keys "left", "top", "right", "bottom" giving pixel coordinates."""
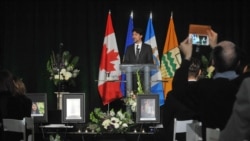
[{"left": 136, "top": 45, "right": 140, "bottom": 62}]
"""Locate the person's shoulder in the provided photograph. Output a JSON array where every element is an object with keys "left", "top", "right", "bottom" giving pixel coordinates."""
[
  {"left": 0, "top": 91, "right": 12, "bottom": 97},
  {"left": 24, "top": 95, "right": 32, "bottom": 103},
  {"left": 127, "top": 43, "right": 134, "bottom": 48},
  {"left": 126, "top": 44, "right": 135, "bottom": 51},
  {"left": 142, "top": 43, "right": 151, "bottom": 48},
  {"left": 197, "top": 78, "right": 213, "bottom": 85},
  {"left": 241, "top": 77, "right": 250, "bottom": 88}
]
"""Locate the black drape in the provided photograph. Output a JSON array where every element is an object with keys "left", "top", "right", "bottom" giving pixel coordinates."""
[{"left": 1, "top": 0, "right": 250, "bottom": 122}]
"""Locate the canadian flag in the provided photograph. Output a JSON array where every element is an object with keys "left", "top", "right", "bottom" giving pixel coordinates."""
[{"left": 98, "top": 11, "right": 122, "bottom": 105}]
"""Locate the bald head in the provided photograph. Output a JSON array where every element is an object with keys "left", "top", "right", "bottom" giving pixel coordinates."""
[{"left": 213, "top": 41, "right": 239, "bottom": 72}]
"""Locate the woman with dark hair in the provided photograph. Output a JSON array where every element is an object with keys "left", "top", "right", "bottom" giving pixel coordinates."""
[
  {"left": 0, "top": 69, "right": 15, "bottom": 141},
  {"left": 6, "top": 76, "right": 32, "bottom": 119},
  {"left": 5, "top": 76, "right": 32, "bottom": 141}
]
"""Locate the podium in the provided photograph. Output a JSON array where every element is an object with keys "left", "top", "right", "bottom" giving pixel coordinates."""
[{"left": 120, "top": 64, "right": 158, "bottom": 95}]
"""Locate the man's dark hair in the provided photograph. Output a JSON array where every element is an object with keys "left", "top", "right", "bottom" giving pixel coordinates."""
[
  {"left": 188, "top": 58, "right": 201, "bottom": 78},
  {"left": 132, "top": 28, "right": 144, "bottom": 35}
]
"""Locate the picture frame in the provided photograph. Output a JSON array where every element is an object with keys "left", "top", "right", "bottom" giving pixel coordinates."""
[
  {"left": 61, "top": 93, "right": 85, "bottom": 123},
  {"left": 136, "top": 94, "right": 160, "bottom": 123},
  {"left": 26, "top": 93, "right": 48, "bottom": 123}
]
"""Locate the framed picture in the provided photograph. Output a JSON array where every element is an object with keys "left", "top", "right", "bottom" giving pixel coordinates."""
[
  {"left": 136, "top": 94, "right": 160, "bottom": 123},
  {"left": 61, "top": 93, "right": 85, "bottom": 123},
  {"left": 26, "top": 93, "right": 48, "bottom": 123}
]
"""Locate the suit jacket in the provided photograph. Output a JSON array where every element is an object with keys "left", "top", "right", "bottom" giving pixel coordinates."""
[
  {"left": 219, "top": 78, "right": 250, "bottom": 141},
  {"left": 4, "top": 94, "right": 32, "bottom": 141},
  {"left": 123, "top": 43, "right": 154, "bottom": 64},
  {"left": 6, "top": 94, "right": 32, "bottom": 119},
  {"left": 0, "top": 91, "right": 12, "bottom": 141}
]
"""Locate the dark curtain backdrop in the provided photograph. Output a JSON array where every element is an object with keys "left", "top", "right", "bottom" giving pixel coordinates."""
[{"left": 1, "top": 0, "right": 250, "bottom": 122}]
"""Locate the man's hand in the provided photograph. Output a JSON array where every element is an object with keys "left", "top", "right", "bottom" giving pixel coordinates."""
[
  {"left": 207, "top": 29, "right": 218, "bottom": 49},
  {"left": 179, "top": 37, "right": 193, "bottom": 61}
]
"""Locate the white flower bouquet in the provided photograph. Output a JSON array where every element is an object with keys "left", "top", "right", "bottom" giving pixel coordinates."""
[
  {"left": 87, "top": 108, "right": 134, "bottom": 134},
  {"left": 47, "top": 50, "right": 80, "bottom": 86},
  {"left": 122, "top": 91, "right": 137, "bottom": 112}
]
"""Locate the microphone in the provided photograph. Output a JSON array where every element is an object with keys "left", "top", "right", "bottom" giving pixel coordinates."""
[
  {"left": 59, "top": 42, "right": 63, "bottom": 49},
  {"left": 59, "top": 42, "right": 63, "bottom": 55}
]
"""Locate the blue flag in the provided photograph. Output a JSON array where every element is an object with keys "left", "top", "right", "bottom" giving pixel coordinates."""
[
  {"left": 144, "top": 12, "right": 165, "bottom": 106},
  {"left": 121, "top": 11, "right": 134, "bottom": 96}
]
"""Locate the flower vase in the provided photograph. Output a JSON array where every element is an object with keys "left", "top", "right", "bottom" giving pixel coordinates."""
[
  {"left": 58, "top": 81, "right": 68, "bottom": 92},
  {"left": 54, "top": 91, "right": 69, "bottom": 110},
  {"left": 55, "top": 81, "right": 70, "bottom": 110}
]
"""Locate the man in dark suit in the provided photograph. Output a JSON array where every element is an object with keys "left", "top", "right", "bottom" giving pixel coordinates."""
[
  {"left": 123, "top": 28, "right": 153, "bottom": 64},
  {"left": 123, "top": 28, "right": 154, "bottom": 92}
]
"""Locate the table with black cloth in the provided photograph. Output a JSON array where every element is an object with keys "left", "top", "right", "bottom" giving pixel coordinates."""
[{"left": 35, "top": 124, "right": 166, "bottom": 141}]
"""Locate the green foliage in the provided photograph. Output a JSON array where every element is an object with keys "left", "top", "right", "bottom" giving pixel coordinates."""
[
  {"left": 49, "top": 134, "right": 61, "bottom": 141},
  {"left": 122, "top": 91, "right": 137, "bottom": 112},
  {"left": 136, "top": 70, "right": 144, "bottom": 94},
  {"left": 200, "top": 55, "right": 214, "bottom": 79}
]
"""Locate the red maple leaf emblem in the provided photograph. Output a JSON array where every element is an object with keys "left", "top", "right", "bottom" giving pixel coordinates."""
[{"left": 100, "top": 45, "right": 119, "bottom": 72}]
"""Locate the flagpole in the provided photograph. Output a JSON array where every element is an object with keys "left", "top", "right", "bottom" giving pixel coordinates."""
[
  {"left": 107, "top": 104, "right": 110, "bottom": 115},
  {"left": 98, "top": 10, "right": 122, "bottom": 105}
]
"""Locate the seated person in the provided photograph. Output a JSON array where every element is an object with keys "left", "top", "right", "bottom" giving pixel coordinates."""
[
  {"left": 5, "top": 76, "right": 32, "bottom": 141},
  {"left": 219, "top": 77, "right": 250, "bottom": 141},
  {"left": 0, "top": 69, "right": 15, "bottom": 141},
  {"left": 162, "top": 57, "right": 202, "bottom": 141},
  {"left": 7, "top": 76, "right": 32, "bottom": 119}
]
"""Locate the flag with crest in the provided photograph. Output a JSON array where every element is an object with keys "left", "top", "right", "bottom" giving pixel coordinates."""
[
  {"left": 160, "top": 13, "right": 181, "bottom": 97},
  {"left": 144, "top": 12, "right": 165, "bottom": 106},
  {"left": 121, "top": 11, "right": 134, "bottom": 96}
]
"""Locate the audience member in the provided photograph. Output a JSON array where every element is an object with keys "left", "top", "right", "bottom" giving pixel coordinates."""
[
  {"left": 4, "top": 76, "right": 32, "bottom": 141},
  {"left": 162, "top": 57, "right": 202, "bottom": 141},
  {"left": 219, "top": 77, "right": 250, "bottom": 141},
  {"left": 0, "top": 70, "right": 15, "bottom": 117},
  {"left": 175, "top": 29, "right": 248, "bottom": 140},
  {"left": 6, "top": 76, "right": 32, "bottom": 119},
  {"left": 0, "top": 69, "right": 14, "bottom": 141}
]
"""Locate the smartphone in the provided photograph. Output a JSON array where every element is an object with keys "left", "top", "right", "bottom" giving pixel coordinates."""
[
  {"left": 189, "top": 24, "right": 211, "bottom": 46},
  {"left": 189, "top": 33, "right": 209, "bottom": 46}
]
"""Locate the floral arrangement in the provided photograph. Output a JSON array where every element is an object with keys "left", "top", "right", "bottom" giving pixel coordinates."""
[
  {"left": 122, "top": 70, "right": 144, "bottom": 113},
  {"left": 87, "top": 108, "right": 134, "bottom": 134},
  {"left": 200, "top": 55, "right": 215, "bottom": 79},
  {"left": 122, "top": 91, "right": 137, "bottom": 112},
  {"left": 46, "top": 50, "right": 80, "bottom": 87}
]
